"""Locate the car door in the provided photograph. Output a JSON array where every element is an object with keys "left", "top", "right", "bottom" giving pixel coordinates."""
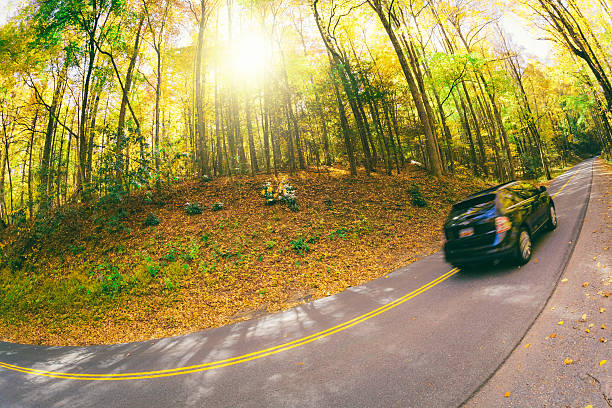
[
  {"left": 534, "top": 186, "right": 550, "bottom": 229},
  {"left": 524, "top": 183, "right": 548, "bottom": 229},
  {"left": 505, "top": 184, "right": 535, "bottom": 230}
]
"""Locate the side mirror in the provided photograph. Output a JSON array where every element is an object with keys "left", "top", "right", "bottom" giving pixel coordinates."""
[{"left": 539, "top": 185, "right": 547, "bottom": 193}]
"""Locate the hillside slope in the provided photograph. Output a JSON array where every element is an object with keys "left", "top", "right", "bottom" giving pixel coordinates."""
[{"left": 0, "top": 166, "right": 487, "bottom": 345}]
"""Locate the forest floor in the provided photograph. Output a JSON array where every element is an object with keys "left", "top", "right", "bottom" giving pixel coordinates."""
[{"left": 0, "top": 163, "right": 562, "bottom": 346}]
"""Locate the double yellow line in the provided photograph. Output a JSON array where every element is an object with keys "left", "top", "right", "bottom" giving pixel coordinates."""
[
  {"left": 0, "top": 268, "right": 459, "bottom": 381},
  {"left": 551, "top": 166, "right": 580, "bottom": 198}
]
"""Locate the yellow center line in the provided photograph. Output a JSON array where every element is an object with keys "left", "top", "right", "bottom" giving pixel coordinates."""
[
  {"left": 551, "top": 168, "right": 580, "bottom": 198},
  {"left": 0, "top": 268, "right": 459, "bottom": 381}
]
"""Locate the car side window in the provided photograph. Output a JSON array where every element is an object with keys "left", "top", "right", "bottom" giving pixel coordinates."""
[
  {"left": 507, "top": 185, "right": 530, "bottom": 201},
  {"left": 522, "top": 183, "right": 540, "bottom": 197},
  {"left": 498, "top": 189, "right": 521, "bottom": 207}
]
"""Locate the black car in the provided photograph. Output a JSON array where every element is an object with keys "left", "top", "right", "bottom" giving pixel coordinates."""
[{"left": 443, "top": 181, "right": 557, "bottom": 268}]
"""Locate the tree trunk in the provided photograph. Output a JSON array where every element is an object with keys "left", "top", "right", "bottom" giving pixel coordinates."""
[
  {"left": 327, "top": 55, "right": 357, "bottom": 175},
  {"left": 453, "top": 89, "right": 478, "bottom": 174},
  {"left": 368, "top": 0, "right": 442, "bottom": 176},
  {"left": 312, "top": 1, "right": 370, "bottom": 174},
  {"left": 116, "top": 16, "right": 144, "bottom": 183},
  {"left": 195, "top": 1, "right": 209, "bottom": 175},
  {"left": 460, "top": 81, "right": 488, "bottom": 176},
  {"left": 244, "top": 87, "right": 259, "bottom": 175}
]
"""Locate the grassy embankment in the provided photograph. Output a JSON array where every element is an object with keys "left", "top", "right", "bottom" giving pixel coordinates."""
[{"left": 1, "top": 165, "right": 491, "bottom": 345}]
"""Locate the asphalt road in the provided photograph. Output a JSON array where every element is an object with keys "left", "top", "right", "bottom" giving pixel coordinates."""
[
  {"left": 464, "top": 158, "right": 610, "bottom": 408},
  {"left": 0, "top": 159, "right": 595, "bottom": 408}
]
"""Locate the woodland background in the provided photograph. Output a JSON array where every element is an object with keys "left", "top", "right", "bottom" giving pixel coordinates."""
[
  {"left": 0, "top": 0, "right": 609, "bottom": 225},
  {"left": 1, "top": 0, "right": 611, "bottom": 344}
]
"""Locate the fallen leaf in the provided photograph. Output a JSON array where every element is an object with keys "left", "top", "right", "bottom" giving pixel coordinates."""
[
  {"left": 585, "top": 328, "right": 591, "bottom": 333},
  {"left": 585, "top": 405, "right": 593, "bottom": 408},
  {"left": 561, "top": 278, "right": 568, "bottom": 283},
  {"left": 600, "top": 308, "right": 606, "bottom": 313},
  {"left": 563, "top": 358, "right": 573, "bottom": 365},
  {"left": 504, "top": 391, "right": 511, "bottom": 398},
  {"left": 534, "top": 258, "right": 539, "bottom": 263},
  {"left": 525, "top": 343, "right": 531, "bottom": 349},
  {"left": 600, "top": 360, "right": 607, "bottom": 366},
  {"left": 517, "top": 363, "right": 521, "bottom": 372},
  {"left": 384, "top": 276, "right": 389, "bottom": 279},
  {"left": 558, "top": 320, "right": 564, "bottom": 325},
  {"left": 600, "top": 338, "right": 608, "bottom": 343},
  {"left": 549, "top": 333, "right": 557, "bottom": 338},
  {"left": 589, "top": 323, "right": 595, "bottom": 328},
  {"left": 602, "top": 324, "right": 607, "bottom": 329},
  {"left": 583, "top": 282, "right": 590, "bottom": 287},
  {"left": 580, "top": 313, "right": 588, "bottom": 322}
]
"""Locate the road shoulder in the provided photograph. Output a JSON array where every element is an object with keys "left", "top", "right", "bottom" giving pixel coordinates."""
[{"left": 463, "top": 158, "right": 611, "bottom": 408}]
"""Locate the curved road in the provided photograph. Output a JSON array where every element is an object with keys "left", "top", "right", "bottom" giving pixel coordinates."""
[{"left": 0, "top": 159, "right": 594, "bottom": 407}]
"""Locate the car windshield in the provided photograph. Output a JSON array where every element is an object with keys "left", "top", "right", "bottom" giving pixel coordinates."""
[{"left": 451, "top": 194, "right": 496, "bottom": 212}]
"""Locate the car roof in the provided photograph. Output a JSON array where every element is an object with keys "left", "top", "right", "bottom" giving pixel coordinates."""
[{"left": 463, "top": 180, "right": 517, "bottom": 200}]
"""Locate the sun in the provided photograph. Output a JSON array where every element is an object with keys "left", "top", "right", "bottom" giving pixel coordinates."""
[{"left": 229, "top": 32, "right": 269, "bottom": 81}]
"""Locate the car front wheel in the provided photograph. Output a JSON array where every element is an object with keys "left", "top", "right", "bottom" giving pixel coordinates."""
[
  {"left": 515, "top": 228, "right": 532, "bottom": 265},
  {"left": 546, "top": 205, "right": 557, "bottom": 231}
]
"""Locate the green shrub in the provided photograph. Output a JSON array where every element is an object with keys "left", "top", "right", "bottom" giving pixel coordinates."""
[
  {"left": 307, "top": 234, "right": 320, "bottom": 243},
  {"left": 290, "top": 238, "right": 310, "bottom": 255},
  {"left": 67, "top": 244, "right": 84, "bottom": 255},
  {"left": 265, "top": 240, "right": 276, "bottom": 249},
  {"left": 185, "top": 202, "right": 203, "bottom": 215},
  {"left": 95, "top": 208, "right": 131, "bottom": 234},
  {"left": 100, "top": 269, "right": 126, "bottom": 297},
  {"left": 146, "top": 263, "right": 160, "bottom": 278},
  {"left": 144, "top": 191, "right": 153, "bottom": 203},
  {"left": 184, "top": 243, "right": 200, "bottom": 261},
  {"left": 163, "top": 247, "right": 179, "bottom": 262},
  {"left": 8, "top": 257, "right": 25, "bottom": 273},
  {"left": 329, "top": 228, "right": 349, "bottom": 239},
  {"left": 144, "top": 212, "right": 160, "bottom": 226},
  {"left": 409, "top": 184, "right": 427, "bottom": 207},
  {"left": 164, "top": 277, "right": 175, "bottom": 291},
  {"left": 212, "top": 202, "right": 224, "bottom": 211}
]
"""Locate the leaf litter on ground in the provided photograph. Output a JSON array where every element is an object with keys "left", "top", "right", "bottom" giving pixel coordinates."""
[{"left": 0, "top": 166, "right": 489, "bottom": 345}]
